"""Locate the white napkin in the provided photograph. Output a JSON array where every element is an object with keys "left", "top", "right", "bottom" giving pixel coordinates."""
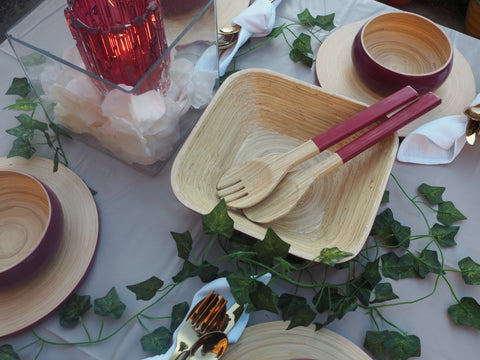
[
  {"left": 397, "top": 93, "right": 480, "bottom": 165},
  {"left": 143, "top": 274, "right": 271, "bottom": 360},
  {"left": 219, "top": 0, "right": 282, "bottom": 76}
]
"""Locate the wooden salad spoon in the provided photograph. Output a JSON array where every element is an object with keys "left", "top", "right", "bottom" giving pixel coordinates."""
[
  {"left": 216, "top": 86, "right": 419, "bottom": 209},
  {"left": 243, "top": 92, "right": 441, "bottom": 223}
]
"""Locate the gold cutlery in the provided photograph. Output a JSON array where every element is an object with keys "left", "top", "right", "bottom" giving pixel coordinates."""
[
  {"left": 465, "top": 103, "right": 480, "bottom": 145},
  {"left": 177, "top": 332, "right": 228, "bottom": 360},
  {"left": 169, "top": 291, "right": 227, "bottom": 360}
]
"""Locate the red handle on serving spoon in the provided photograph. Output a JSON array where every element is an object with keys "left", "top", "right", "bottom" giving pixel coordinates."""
[
  {"left": 336, "top": 92, "right": 441, "bottom": 162},
  {"left": 312, "top": 85, "right": 418, "bottom": 151}
]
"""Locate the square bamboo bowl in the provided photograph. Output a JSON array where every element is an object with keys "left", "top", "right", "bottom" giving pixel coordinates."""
[{"left": 171, "top": 69, "right": 398, "bottom": 262}]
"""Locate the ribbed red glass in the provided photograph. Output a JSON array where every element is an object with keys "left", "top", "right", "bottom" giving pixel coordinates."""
[{"left": 65, "top": 0, "right": 170, "bottom": 93}]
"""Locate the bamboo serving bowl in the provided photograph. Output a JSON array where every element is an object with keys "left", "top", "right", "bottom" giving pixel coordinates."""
[
  {"left": 171, "top": 69, "right": 398, "bottom": 262},
  {"left": 0, "top": 170, "right": 63, "bottom": 286},
  {"left": 351, "top": 12, "right": 453, "bottom": 95}
]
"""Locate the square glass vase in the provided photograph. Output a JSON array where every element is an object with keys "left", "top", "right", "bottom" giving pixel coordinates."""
[{"left": 6, "top": 0, "right": 219, "bottom": 174}]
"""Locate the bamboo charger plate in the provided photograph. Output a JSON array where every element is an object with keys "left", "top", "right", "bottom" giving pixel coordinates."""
[
  {"left": 0, "top": 156, "right": 99, "bottom": 338},
  {"left": 222, "top": 321, "right": 372, "bottom": 359},
  {"left": 316, "top": 20, "right": 476, "bottom": 136}
]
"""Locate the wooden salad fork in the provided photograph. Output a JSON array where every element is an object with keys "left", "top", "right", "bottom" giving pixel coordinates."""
[
  {"left": 243, "top": 92, "right": 442, "bottom": 223},
  {"left": 169, "top": 291, "right": 227, "bottom": 360},
  {"left": 216, "top": 86, "right": 419, "bottom": 209}
]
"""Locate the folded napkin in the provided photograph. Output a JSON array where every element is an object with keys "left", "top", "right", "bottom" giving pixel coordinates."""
[
  {"left": 143, "top": 274, "right": 271, "bottom": 360},
  {"left": 219, "top": 0, "right": 282, "bottom": 76},
  {"left": 397, "top": 93, "right": 480, "bottom": 165}
]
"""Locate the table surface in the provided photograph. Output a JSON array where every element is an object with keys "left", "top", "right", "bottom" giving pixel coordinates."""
[{"left": 1, "top": 0, "right": 480, "bottom": 359}]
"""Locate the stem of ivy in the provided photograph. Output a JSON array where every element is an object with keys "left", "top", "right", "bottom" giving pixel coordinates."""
[
  {"left": 27, "top": 283, "right": 179, "bottom": 349},
  {"left": 79, "top": 316, "right": 92, "bottom": 342}
]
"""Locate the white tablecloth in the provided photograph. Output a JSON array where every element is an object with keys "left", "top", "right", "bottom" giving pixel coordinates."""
[{"left": 1, "top": 0, "right": 480, "bottom": 359}]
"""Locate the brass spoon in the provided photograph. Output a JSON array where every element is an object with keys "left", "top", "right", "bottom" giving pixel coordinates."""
[
  {"left": 218, "top": 24, "right": 241, "bottom": 50},
  {"left": 464, "top": 104, "right": 480, "bottom": 145},
  {"left": 189, "top": 332, "right": 228, "bottom": 359}
]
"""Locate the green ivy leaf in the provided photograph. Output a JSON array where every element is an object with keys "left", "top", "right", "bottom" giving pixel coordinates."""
[
  {"left": 202, "top": 199, "right": 234, "bottom": 238},
  {"left": 437, "top": 201, "right": 467, "bottom": 226},
  {"left": 381, "top": 190, "right": 390, "bottom": 203},
  {"left": 448, "top": 297, "right": 480, "bottom": 330},
  {"left": 3, "top": 99, "right": 37, "bottom": 112},
  {"left": 289, "top": 48, "right": 313, "bottom": 67},
  {"left": 20, "top": 53, "right": 47, "bottom": 67},
  {"left": 6, "top": 124, "right": 34, "bottom": 141},
  {"left": 172, "top": 260, "right": 199, "bottom": 283},
  {"left": 297, "top": 8, "right": 316, "bottom": 26},
  {"left": 140, "top": 326, "right": 172, "bottom": 354},
  {"left": 0, "top": 344, "right": 20, "bottom": 360},
  {"left": 5, "top": 77, "right": 31, "bottom": 98},
  {"left": 313, "top": 288, "right": 357, "bottom": 320},
  {"left": 15, "top": 113, "right": 48, "bottom": 131},
  {"left": 278, "top": 293, "right": 306, "bottom": 320},
  {"left": 431, "top": 223, "right": 459, "bottom": 247},
  {"left": 171, "top": 231, "right": 193, "bottom": 260},
  {"left": 227, "top": 231, "right": 257, "bottom": 256},
  {"left": 371, "top": 283, "right": 399, "bottom": 303},
  {"left": 58, "top": 294, "right": 92, "bottom": 328},
  {"left": 418, "top": 183, "right": 445, "bottom": 204},
  {"left": 458, "top": 257, "right": 480, "bottom": 285},
  {"left": 170, "top": 302, "right": 189, "bottom": 332},
  {"left": 227, "top": 268, "right": 255, "bottom": 305},
  {"left": 381, "top": 252, "right": 419, "bottom": 280},
  {"left": 383, "top": 331, "right": 421, "bottom": 360},
  {"left": 348, "top": 259, "right": 381, "bottom": 305},
  {"left": 364, "top": 331, "right": 421, "bottom": 360},
  {"left": 364, "top": 331, "right": 389, "bottom": 360},
  {"left": 293, "top": 33, "right": 312, "bottom": 54},
  {"left": 268, "top": 24, "right": 285, "bottom": 38},
  {"left": 313, "top": 13, "right": 336, "bottom": 31},
  {"left": 198, "top": 261, "right": 219, "bottom": 283},
  {"left": 287, "top": 304, "right": 316, "bottom": 330},
  {"left": 277, "top": 293, "right": 316, "bottom": 328},
  {"left": 317, "top": 247, "right": 353, "bottom": 266},
  {"left": 94, "top": 287, "right": 126, "bottom": 319},
  {"left": 253, "top": 228, "right": 290, "bottom": 267},
  {"left": 417, "top": 249, "right": 442, "bottom": 278},
  {"left": 127, "top": 276, "right": 164, "bottom": 301},
  {"left": 249, "top": 282, "right": 278, "bottom": 314},
  {"left": 371, "top": 209, "right": 411, "bottom": 248},
  {"left": 7, "top": 137, "right": 36, "bottom": 159}
]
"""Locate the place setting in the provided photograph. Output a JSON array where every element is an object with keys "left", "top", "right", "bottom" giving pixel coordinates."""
[
  {"left": 142, "top": 275, "right": 373, "bottom": 360},
  {"left": 0, "top": 156, "right": 99, "bottom": 338}
]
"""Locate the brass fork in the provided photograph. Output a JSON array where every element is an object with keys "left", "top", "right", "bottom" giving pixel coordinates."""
[{"left": 169, "top": 291, "right": 228, "bottom": 360}]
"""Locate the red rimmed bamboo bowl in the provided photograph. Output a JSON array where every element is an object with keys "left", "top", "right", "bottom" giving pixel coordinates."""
[
  {"left": 351, "top": 12, "right": 453, "bottom": 95},
  {"left": 0, "top": 170, "right": 63, "bottom": 286}
]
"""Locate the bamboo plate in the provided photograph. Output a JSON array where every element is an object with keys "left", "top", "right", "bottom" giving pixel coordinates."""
[
  {"left": 171, "top": 68, "right": 397, "bottom": 262},
  {"left": 316, "top": 20, "right": 476, "bottom": 136},
  {"left": 0, "top": 156, "right": 99, "bottom": 338},
  {"left": 222, "top": 321, "right": 372, "bottom": 359}
]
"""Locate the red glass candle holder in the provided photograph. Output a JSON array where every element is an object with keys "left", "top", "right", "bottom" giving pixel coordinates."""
[
  {"left": 160, "top": 0, "right": 209, "bottom": 17},
  {"left": 65, "top": 0, "right": 170, "bottom": 94}
]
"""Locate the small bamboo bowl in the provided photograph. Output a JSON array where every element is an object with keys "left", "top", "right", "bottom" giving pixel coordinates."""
[
  {"left": 0, "top": 170, "right": 63, "bottom": 286},
  {"left": 351, "top": 12, "right": 453, "bottom": 95},
  {"left": 171, "top": 69, "right": 398, "bottom": 262}
]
